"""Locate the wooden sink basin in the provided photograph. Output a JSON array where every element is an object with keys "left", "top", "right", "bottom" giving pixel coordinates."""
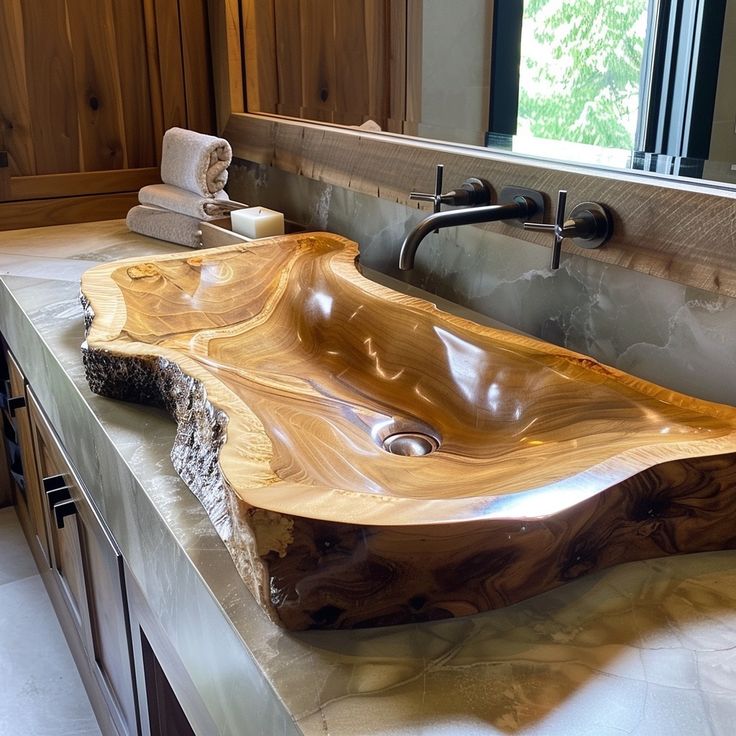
[{"left": 81, "top": 233, "right": 736, "bottom": 629}]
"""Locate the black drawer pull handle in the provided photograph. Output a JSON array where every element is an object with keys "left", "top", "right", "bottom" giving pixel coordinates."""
[
  {"left": 46, "top": 485, "right": 71, "bottom": 508},
  {"left": 8, "top": 395, "right": 25, "bottom": 417},
  {"left": 53, "top": 499, "right": 77, "bottom": 529},
  {"left": 42, "top": 474, "right": 66, "bottom": 493}
]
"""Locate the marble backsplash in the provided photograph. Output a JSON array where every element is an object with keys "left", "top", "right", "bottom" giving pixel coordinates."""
[{"left": 228, "top": 160, "right": 736, "bottom": 407}]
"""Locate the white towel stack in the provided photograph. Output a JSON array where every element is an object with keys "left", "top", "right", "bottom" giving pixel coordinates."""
[{"left": 126, "top": 127, "right": 244, "bottom": 248}]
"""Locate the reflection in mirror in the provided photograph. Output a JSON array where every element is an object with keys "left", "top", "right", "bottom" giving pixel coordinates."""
[
  {"left": 517, "top": 1, "right": 647, "bottom": 151},
  {"left": 244, "top": 0, "right": 736, "bottom": 186},
  {"left": 489, "top": 0, "right": 732, "bottom": 183}
]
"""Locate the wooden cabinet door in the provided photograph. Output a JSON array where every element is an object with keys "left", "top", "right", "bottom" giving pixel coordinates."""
[
  {"left": 0, "top": 416, "right": 12, "bottom": 507},
  {"left": 5, "top": 350, "right": 49, "bottom": 564},
  {"left": 0, "top": 342, "right": 26, "bottom": 507},
  {"left": 80, "top": 493, "right": 140, "bottom": 736},
  {"left": 28, "top": 390, "right": 139, "bottom": 736},
  {"left": 0, "top": 356, "right": 18, "bottom": 507}
]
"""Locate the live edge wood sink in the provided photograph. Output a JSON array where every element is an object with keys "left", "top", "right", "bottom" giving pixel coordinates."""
[{"left": 81, "top": 233, "right": 736, "bottom": 630}]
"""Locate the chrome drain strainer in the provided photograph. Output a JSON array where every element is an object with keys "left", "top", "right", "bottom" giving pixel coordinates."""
[{"left": 382, "top": 431, "right": 439, "bottom": 457}]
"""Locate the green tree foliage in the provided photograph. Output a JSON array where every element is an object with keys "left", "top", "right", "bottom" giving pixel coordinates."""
[{"left": 518, "top": 0, "right": 648, "bottom": 149}]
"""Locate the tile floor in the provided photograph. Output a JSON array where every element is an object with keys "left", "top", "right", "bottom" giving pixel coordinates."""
[{"left": 0, "top": 505, "right": 101, "bottom": 735}]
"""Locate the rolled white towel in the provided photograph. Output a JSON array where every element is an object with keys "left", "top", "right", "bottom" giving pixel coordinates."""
[
  {"left": 138, "top": 184, "right": 244, "bottom": 220},
  {"left": 160, "top": 127, "right": 232, "bottom": 197},
  {"left": 126, "top": 205, "right": 203, "bottom": 248}
]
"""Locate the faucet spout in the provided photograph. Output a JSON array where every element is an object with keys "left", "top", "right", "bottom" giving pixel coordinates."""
[{"left": 399, "top": 196, "right": 539, "bottom": 271}]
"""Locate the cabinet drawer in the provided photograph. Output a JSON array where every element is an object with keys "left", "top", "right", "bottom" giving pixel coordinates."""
[{"left": 28, "top": 391, "right": 139, "bottom": 736}]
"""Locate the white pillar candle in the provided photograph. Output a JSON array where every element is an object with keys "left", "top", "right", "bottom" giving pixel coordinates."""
[{"left": 230, "top": 206, "right": 285, "bottom": 239}]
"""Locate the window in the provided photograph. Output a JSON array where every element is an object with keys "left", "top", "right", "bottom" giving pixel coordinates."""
[{"left": 487, "top": 0, "right": 728, "bottom": 177}]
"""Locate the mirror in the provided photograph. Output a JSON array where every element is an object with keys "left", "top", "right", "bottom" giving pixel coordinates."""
[{"left": 244, "top": 0, "right": 736, "bottom": 187}]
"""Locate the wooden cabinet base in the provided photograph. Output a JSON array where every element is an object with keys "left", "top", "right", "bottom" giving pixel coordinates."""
[
  {"left": 2, "top": 336, "right": 214, "bottom": 735},
  {"left": 26, "top": 389, "right": 139, "bottom": 736},
  {"left": 16, "top": 488, "right": 124, "bottom": 736}
]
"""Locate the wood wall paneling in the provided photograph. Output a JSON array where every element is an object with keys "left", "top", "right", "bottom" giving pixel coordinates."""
[
  {"left": 243, "top": 0, "right": 279, "bottom": 115},
  {"left": 387, "top": 0, "right": 408, "bottom": 134},
  {"left": 273, "top": 0, "right": 303, "bottom": 118},
  {"left": 0, "top": 0, "right": 215, "bottom": 229},
  {"left": 334, "top": 1, "right": 370, "bottom": 126},
  {"left": 299, "top": 0, "right": 337, "bottom": 123},
  {"left": 0, "top": 166, "right": 160, "bottom": 230},
  {"left": 153, "top": 0, "right": 188, "bottom": 132},
  {"left": 142, "top": 0, "right": 167, "bottom": 163},
  {"left": 21, "top": 0, "right": 80, "bottom": 175},
  {"left": 243, "top": 0, "right": 403, "bottom": 132},
  {"left": 332, "top": 0, "right": 393, "bottom": 128},
  {"left": 66, "top": 0, "right": 126, "bottom": 171},
  {"left": 112, "top": 0, "right": 157, "bottom": 168},
  {"left": 403, "top": 0, "right": 422, "bottom": 136},
  {"left": 8, "top": 168, "right": 161, "bottom": 202},
  {"left": 0, "top": 193, "right": 140, "bottom": 231},
  {"left": 179, "top": 0, "right": 217, "bottom": 134},
  {"left": 0, "top": 0, "right": 36, "bottom": 176},
  {"left": 364, "top": 0, "right": 391, "bottom": 128},
  {"left": 208, "top": 0, "right": 246, "bottom": 134},
  {"left": 0, "top": 152, "right": 9, "bottom": 204}
]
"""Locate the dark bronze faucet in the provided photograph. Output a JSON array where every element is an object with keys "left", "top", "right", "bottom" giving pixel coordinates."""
[{"left": 399, "top": 167, "right": 544, "bottom": 271}]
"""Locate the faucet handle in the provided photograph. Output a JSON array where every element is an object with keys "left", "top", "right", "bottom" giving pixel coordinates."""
[
  {"left": 410, "top": 164, "right": 445, "bottom": 234},
  {"left": 410, "top": 167, "right": 493, "bottom": 210},
  {"left": 523, "top": 189, "right": 567, "bottom": 269},
  {"left": 524, "top": 190, "right": 612, "bottom": 270},
  {"left": 410, "top": 164, "right": 445, "bottom": 215}
]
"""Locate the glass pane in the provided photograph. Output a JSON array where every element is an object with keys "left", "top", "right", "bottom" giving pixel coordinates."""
[{"left": 517, "top": 0, "right": 649, "bottom": 155}]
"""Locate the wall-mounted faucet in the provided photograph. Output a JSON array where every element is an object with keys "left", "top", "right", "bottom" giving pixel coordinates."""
[
  {"left": 399, "top": 166, "right": 545, "bottom": 271},
  {"left": 523, "top": 190, "right": 613, "bottom": 270}
]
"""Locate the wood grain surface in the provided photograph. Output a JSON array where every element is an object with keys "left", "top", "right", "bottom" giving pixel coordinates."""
[
  {"left": 0, "top": 0, "right": 36, "bottom": 176},
  {"left": 0, "top": 155, "right": 8, "bottom": 202},
  {"left": 81, "top": 233, "right": 736, "bottom": 628},
  {"left": 154, "top": 0, "right": 187, "bottom": 132},
  {"left": 66, "top": 0, "right": 125, "bottom": 171},
  {"left": 242, "top": 0, "right": 396, "bottom": 129},
  {"left": 179, "top": 0, "right": 216, "bottom": 135},
  {"left": 6, "top": 168, "right": 160, "bottom": 203},
  {"left": 0, "top": 193, "right": 139, "bottom": 231},
  {"left": 208, "top": 0, "right": 245, "bottom": 134},
  {"left": 22, "top": 0, "right": 79, "bottom": 175},
  {"left": 1, "top": 0, "right": 214, "bottom": 227},
  {"left": 273, "top": 0, "right": 303, "bottom": 118},
  {"left": 112, "top": 0, "right": 157, "bottom": 168}
]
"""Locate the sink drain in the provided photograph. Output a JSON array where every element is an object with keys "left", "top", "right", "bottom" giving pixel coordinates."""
[{"left": 382, "top": 432, "right": 439, "bottom": 457}]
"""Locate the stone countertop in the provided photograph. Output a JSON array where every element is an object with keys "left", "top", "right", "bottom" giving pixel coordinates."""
[{"left": 1, "top": 220, "right": 735, "bottom": 736}]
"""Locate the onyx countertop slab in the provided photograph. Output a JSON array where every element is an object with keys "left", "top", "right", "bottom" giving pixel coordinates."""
[{"left": 1, "top": 221, "right": 736, "bottom": 734}]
